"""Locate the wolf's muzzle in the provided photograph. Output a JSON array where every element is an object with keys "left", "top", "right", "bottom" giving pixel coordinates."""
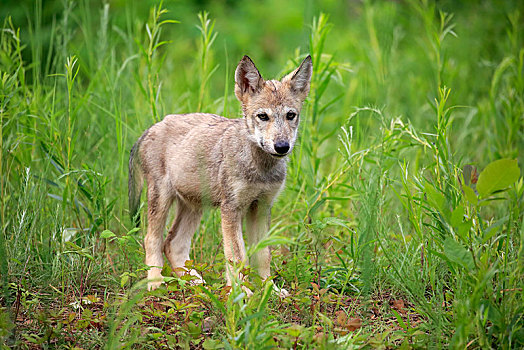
[{"left": 274, "top": 141, "right": 290, "bottom": 155}]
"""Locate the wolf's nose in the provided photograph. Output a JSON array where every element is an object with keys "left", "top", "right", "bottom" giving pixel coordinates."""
[{"left": 274, "top": 141, "right": 290, "bottom": 155}]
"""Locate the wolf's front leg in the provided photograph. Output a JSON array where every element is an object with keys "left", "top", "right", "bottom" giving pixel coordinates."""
[
  {"left": 246, "top": 200, "right": 289, "bottom": 298},
  {"left": 246, "top": 200, "right": 271, "bottom": 280},
  {"left": 220, "top": 206, "right": 251, "bottom": 295}
]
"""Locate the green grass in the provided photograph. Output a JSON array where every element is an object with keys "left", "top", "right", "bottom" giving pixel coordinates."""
[{"left": 1, "top": 0, "right": 523, "bottom": 348}]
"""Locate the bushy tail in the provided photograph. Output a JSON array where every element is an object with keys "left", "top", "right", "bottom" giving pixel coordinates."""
[{"left": 128, "top": 140, "right": 144, "bottom": 227}]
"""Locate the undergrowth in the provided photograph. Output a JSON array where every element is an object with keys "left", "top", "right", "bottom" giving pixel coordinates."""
[{"left": 1, "top": 0, "right": 522, "bottom": 348}]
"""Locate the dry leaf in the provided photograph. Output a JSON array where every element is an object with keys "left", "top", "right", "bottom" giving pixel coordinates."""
[
  {"left": 346, "top": 317, "right": 362, "bottom": 331},
  {"left": 313, "top": 332, "right": 327, "bottom": 343},
  {"left": 335, "top": 310, "right": 362, "bottom": 331},
  {"left": 280, "top": 245, "right": 291, "bottom": 257},
  {"left": 470, "top": 167, "right": 478, "bottom": 184},
  {"left": 202, "top": 316, "right": 217, "bottom": 332},
  {"left": 391, "top": 299, "right": 406, "bottom": 314},
  {"left": 335, "top": 310, "right": 347, "bottom": 327},
  {"left": 371, "top": 307, "right": 380, "bottom": 317}
]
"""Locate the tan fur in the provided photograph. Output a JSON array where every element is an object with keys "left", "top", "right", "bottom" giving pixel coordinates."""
[{"left": 129, "top": 55, "right": 312, "bottom": 295}]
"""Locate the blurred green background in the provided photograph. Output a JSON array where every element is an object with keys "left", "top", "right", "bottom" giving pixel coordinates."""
[{"left": 1, "top": 0, "right": 523, "bottom": 348}]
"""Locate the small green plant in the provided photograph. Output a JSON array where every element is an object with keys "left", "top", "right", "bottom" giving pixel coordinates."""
[{"left": 135, "top": 1, "right": 179, "bottom": 123}]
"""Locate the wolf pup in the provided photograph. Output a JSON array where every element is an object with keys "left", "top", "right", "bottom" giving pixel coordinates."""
[{"left": 129, "top": 55, "right": 312, "bottom": 295}]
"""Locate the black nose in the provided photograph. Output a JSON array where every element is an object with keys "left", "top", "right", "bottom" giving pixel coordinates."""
[{"left": 274, "top": 141, "right": 290, "bottom": 155}]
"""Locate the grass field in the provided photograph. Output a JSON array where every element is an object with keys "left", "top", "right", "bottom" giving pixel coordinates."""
[{"left": 1, "top": 0, "right": 523, "bottom": 348}]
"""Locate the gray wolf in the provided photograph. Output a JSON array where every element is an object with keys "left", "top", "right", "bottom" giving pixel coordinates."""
[{"left": 128, "top": 55, "right": 312, "bottom": 295}]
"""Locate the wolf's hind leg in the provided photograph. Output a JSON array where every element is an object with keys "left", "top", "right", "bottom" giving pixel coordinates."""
[
  {"left": 145, "top": 185, "right": 172, "bottom": 290},
  {"left": 164, "top": 200, "right": 203, "bottom": 284}
]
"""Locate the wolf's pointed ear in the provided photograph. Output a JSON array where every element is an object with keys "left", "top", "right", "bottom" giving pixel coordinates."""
[
  {"left": 283, "top": 55, "right": 313, "bottom": 98},
  {"left": 235, "top": 55, "right": 264, "bottom": 101}
]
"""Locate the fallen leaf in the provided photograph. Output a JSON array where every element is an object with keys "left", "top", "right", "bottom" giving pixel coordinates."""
[
  {"left": 371, "top": 307, "right": 380, "bottom": 317},
  {"left": 334, "top": 310, "right": 362, "bottom": 331},
  {"left": 470, "top": 167, "right": 478, "bottom": 184},
  {"left": 280, "top": 245, "right": 290, "bottom": 257},
  {"left": 334, "top": 327, "right": 349, "bottom": 336},
  {"left": 346, "top": 317, "right": 362, "bottom": 331},
  {"left": 391, "top": 299, "right": 406, "bottom": 314},
  {"left": 335, "top": 310, "right": 347, "bottom": 327},
  {"left": 313, "top": 332, "right": 327, "bottom": 343},
  {"left": 202, "top": 316, "right": 216, "bottom": 332}
]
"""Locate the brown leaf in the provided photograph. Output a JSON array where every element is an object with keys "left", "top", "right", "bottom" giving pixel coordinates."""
[
  {"left": 335, "top": 311, "right": 362, "bottom": 331},
  {"left": 471, "top": 167, "right": 478, "bottom": 184},
  {"left": 202, "top": 316, "right": 217, "bottom": 332},
  {"left": 335, "top": 310, "right": 347, "bottom": 328},
  {"left": 371, "top": 307, "right": 380, "bottom": 317},
  {"left": 334, "top": 327, "right": 349, "bottom": 336},
  {"left": 313, "top": 332, "right": 327, "bottom": 343},
  {"left": 280, "top": 245, "right": 290, "bottom": 257},
  {"left": 462, "top": 165, "right": 479, "bottom": 186},
  {"left": 346, "top": 317, "right": 362, "bottom": 331},
  {"left": 391, "top": 299, "right": 406, "bottom": 314}
]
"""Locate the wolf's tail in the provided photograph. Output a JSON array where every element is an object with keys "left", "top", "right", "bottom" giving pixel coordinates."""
[{"left": 128, "top": 139, "right": 144, "bottom": 227}]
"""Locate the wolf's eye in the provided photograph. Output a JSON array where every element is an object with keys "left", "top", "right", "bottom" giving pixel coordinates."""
[
  {"left": 257, "top": 113, "right": 269, "bottom": 121},
  {"left": 286, "top": 111, "right": 297, "bottom": 120}
]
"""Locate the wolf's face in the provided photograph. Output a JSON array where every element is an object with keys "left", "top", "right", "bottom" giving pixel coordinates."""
[{"left": 235, "top": 56, "right": 312, "bottom": 158}]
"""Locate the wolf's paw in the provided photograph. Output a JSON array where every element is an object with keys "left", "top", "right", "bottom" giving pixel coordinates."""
[
  {"left": 147, "top": 279, "right": 164, "bottom": 291},
  {"left": 224, "top": 284, "right": 253, "bottom": 297},
  {"left": 273, "top": 285, "right": 290, "bottom": 298},
  {"left": 174, "top": 266, "right": 205, "bottom": 285},
  {"left": 242, "top": 285, "right": 254, "bottom": 297},
  {"left": 147, "top": 268, "right": 164, "bottom": 291},
  {"left": 187, "top": 269, "right": 205, "bottom": 286}
]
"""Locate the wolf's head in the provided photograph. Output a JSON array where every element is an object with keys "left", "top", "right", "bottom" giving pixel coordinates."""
[{"left": 235, "top": 55, "right": 312, "bottom": 158}]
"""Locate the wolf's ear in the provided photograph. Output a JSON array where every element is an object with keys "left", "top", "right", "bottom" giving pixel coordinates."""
[
  {"left": 235, "top": 55, "right": 264, "bottom": 101},
  {"left": 283, "top": 55, "right": 313, "bottom": 97}
]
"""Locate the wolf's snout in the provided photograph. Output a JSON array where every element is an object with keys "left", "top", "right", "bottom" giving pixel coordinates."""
[{"left": 274, "top": 141, "right": 290, "bottom": 155}]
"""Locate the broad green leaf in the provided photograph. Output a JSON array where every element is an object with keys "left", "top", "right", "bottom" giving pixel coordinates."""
[
  {"left": 285, "top": 324, "right": 303, "bottom": 337},
  {"left": 451, "top": 205, "right": 464, "bottom": 227},
  {"left": 481, "top": 216, "right": 507, "bottom": 243},
  {"left": 120, "top": 274, "right": 129, "bottom": 287},
  {"left": 250, "top": 235, "right": 294, "bottom": 255},
  {"left": 477, "top": 159, "right": 520, "bottom": 198},
  {"left": 186, "top": 321, "right": 201, "bottom": 338},
  {"left": 100, "top": 230, "right": 116, "bottom": 239},
  {"left": 317, "top": 311, "right": 334, "bottom": 328},
  {"left": 424, "top": 182, "right": 445, "bottom": 212},
  {"left": 202, "top": 338, "right": 223, "bottom": 349},
  {"left": 163, "top": 276, "right": 176, "bottom": 284},
  {"left": 457, "top": 221, "right": 473, "bottom": 242},
  {"left": 443, "top": 237, "right": 474, "bottom": 270},
  {"left": 127, "top": 227, "right": 141, "bottom": 235},
  {"left": 463, "top": 186, "right": 478, "bottom": 205},
  {"left": 322, "top": 217, "right": 351, "bottom": 229}
]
